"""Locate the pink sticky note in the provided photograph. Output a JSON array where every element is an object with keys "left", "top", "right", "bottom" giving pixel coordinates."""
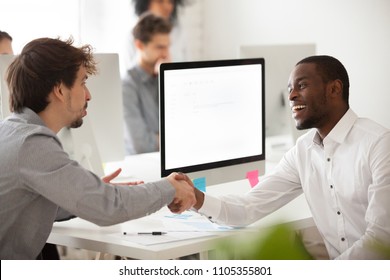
[{"left": 246, "top": 169, "right": 259, "bottom": 188}]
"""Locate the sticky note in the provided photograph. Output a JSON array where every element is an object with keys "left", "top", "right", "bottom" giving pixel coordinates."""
[
  {"left": 246, "top": 170, "right": 259, "bottom": 188},
  {"left": 193, "top": 177, "right": 206, "bottom": 192}
]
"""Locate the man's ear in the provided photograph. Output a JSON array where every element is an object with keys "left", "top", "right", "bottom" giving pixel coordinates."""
[
  {"left": 52, "top": 83, "right": 66, "bottom": 102},
  {"left": 134, "top": 39, "right": 145, "bottom": 52},
  {"left": 328, "top": 79, "right": 343, "bottom": 99}
]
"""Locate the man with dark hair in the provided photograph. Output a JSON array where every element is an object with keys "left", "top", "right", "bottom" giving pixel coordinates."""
[
  {"left": 0, "top": 30, "right": 13, "bottom": 54},
  {"left": 122, "top": 13, "right": 172, "bottom": 154},
  {"left": 0, "top": 37, "right": 196, "bottom": 259},
  {"left": 123, "top": 0, "right": 188, "bottom": 75},
  {"left": 187, "top": 55, "right": 390, "bottom": 259}
]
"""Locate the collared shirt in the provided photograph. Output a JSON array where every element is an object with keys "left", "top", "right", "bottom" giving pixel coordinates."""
[
  {"left": 0, "top": 108, "right": 175, "bottom": 259},
  {"left": 198, "top": 109, "right": 390, "bottom": 259},
  {"left": 122, "top": 65, "right": 159, "bottom": 155}
]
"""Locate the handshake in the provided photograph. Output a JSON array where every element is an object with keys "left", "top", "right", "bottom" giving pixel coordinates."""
[
  {"left": 102, "top": 169, "right": 204, "bottom": 214},
  {"left": 166, "top": 172, "right": 204, "bottom": 214}
]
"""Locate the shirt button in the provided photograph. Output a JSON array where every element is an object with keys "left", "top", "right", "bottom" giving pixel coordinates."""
[
  {"left": 341, "top": 237, "right": 345, "bottom": 241},
  {"left": 327, "top": 158, "right": 331, "bottom": 162},
  {"left": 330, "top": 185, "right": 333, "bottom": 189},
  {"left": 337, "top": 211, "right": 341, "bottom": 215}
]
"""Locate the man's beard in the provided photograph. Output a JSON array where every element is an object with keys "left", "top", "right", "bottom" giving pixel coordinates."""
[
  {"left": 69, "top": 118, "right": 83, "bottom": 128},
  {"left": 68, "top": 102, "right": 87, "bottom": 129}
]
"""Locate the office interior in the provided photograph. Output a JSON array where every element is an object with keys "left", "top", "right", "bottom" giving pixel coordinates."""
[
  {"left": 1, "top": 0, "right": 389, "bottom": 260},
  {"left": 2, "top": 0, "right": 389, "bottom": 131}
]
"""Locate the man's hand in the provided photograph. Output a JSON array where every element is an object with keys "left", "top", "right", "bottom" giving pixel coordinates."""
[
  {"left": 166, "top": 172, "right": 196, "bottom": 213},
  {"left": 173, "top": 172, "right": 205, "bottom": 210},
  {"left": 173, "top": 172, "right": 194, "bottom": 188},
  {"left": 102, "top": 168, "right": 144, "bottom": 186},
  {"left": 154, "top": 55, "right": 171, "bottom": 75}
]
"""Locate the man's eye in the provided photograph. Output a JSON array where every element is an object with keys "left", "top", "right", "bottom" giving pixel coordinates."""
[{"left": 299, "top": 83, "right": 307, "bottom": 89}]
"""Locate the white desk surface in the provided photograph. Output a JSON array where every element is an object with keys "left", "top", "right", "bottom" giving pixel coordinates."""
[
  {"left": 49, "top": 138, "right": 313, "bottom": 260},
  {"left": 49, "top": 192, "right": 312, "bottom": 260}
]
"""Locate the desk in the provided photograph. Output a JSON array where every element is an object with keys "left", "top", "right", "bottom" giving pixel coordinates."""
[
  {"left": 48, "top": 192, "right": 312, "bottom": 260},
  {"left": 49, "top": 143, "right": 313, "bottom": 260}
]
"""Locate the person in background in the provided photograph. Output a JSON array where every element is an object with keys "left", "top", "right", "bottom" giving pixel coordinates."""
[
  {"left": 0, "top": 30, "right": 13, "bottom": 55},
  {"left": 0, "top": 30, "right": 14, "bottom": 120},
  {"left": 122, "top": 13, "right": 171, "bottom": 154},
  {"left": 0, "top": 37, "right": 196, "bottom": 260},
  {"left": 133, "top": 0, "right": 184, "bottom": 25},
  {"left": 123, "top": 0, "right": 187, "bottom": 71},
  {"left": 181, "top": 55, "right": 390, "bottom": 259}
]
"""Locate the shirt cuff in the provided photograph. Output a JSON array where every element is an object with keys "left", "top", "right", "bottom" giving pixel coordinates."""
[{"left": 198, "top": 194, "right": 222, "bottom": 222}]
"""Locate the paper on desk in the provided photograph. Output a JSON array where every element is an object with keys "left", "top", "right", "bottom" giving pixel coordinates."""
[
  {"left": 163, "top": 212, "right": 237, "bottom": 232},
  {"left": 112, "top": 231, "right": 216, "bottom": 246}
]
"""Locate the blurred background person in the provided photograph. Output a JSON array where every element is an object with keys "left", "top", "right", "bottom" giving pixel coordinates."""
[
  {"left": 122, "top": 0, "right": 188, "bottom": 73},
  {"left": 0, "top": 30, "right": 13, "bottom": 54},
  {"left": 122, "top": 13, "right": 172, "bottom": 155},
  {"left": 1, "top": 30, "right": 14, "bottom": 120}
]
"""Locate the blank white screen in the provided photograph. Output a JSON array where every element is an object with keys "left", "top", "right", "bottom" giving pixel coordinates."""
[{"left": 164, "top": 64, "right": 264, "bottom": 169}]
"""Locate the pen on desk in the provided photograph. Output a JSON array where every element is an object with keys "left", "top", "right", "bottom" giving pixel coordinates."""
[{"left": 137, "top": 231, "right": 167, "bottom": 235}]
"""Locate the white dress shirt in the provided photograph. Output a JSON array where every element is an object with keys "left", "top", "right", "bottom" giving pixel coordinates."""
[{"left": 198, "top": 109, "right": 390, "bottom": 259}]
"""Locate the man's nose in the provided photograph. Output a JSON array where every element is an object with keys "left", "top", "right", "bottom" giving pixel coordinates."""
[
  {"left": 288, "top": 88, "right": 298, "bottom": 101},
  {"left": 86, "top": 87, "right": 91, "bottom": 101}
]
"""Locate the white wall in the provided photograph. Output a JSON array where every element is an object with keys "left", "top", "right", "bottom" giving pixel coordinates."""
[
  {"left": 78, "top": 0, "right": 204, "bottom": 75},
  {"left": 0, "top": 0, "right": 80, "bottom": 52},
  {"left": 199, "top": 0, "right": 390, "bottom": 129}
]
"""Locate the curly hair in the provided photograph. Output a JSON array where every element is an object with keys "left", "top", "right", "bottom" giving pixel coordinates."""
[{"left": 132, "top": 0, "right": 187, "bottom": 24}]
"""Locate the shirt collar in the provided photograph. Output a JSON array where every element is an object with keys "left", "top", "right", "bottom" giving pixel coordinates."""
[
  {"left": 133, "top": 64, "right": 157, "bottom": 83},
  {"left": 11, "top": 107, "right": 47, "bottom": 128},
  {"left": 312, "top": 108, "right": 358, "bottom": 145}
]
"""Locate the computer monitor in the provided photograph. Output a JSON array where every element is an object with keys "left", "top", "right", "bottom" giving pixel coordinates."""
[
  {"left": 159, "top": 58, "right": 265, "bottom": 186},
  {"left": 86, "top": 53, "right": 125, "bottom": 163},
  {"left": 57, "top": 119, "right": 105, "bottom": 177}
]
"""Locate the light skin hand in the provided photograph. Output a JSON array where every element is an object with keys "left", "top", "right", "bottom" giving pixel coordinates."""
[
  {"left": 174, "top": 172, "right": 205, "bottom": 210},
  {"left": 154, "top": 55, "right": 171, "bottom": 75},
  {"left": 102, "top": 168, "right": 144, "bottom": 186},
  {"left": 166, "top": 172, "right": 196, "bottom": 213}
]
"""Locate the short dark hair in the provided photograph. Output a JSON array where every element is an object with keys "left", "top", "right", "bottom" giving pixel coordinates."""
[
  {"left": 132, "top": 0, "right": 186, "bottom": 24},
  {"left": 133, "top": 12, "right": 172, "bottom": 44},
  {"left": 6, "top": 37, "right": 97, "bottom": 113},
  {"left": 297, "top": 55, "right": 350, "bottom": 103},
  {"left": 0, "top": 30, "right": 12, "bottom": 42}
]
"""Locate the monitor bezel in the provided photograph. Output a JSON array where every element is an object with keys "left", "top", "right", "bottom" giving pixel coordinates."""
[{"left": 159, "top": 58, "right": 266, "bottom": 177}]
